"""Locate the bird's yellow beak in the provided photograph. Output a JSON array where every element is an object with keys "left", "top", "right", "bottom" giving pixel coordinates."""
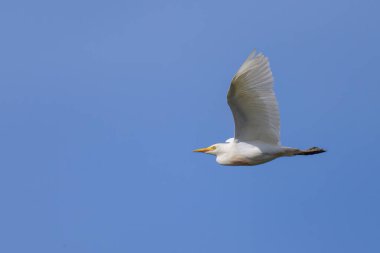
[{"left": 193, "top": 146, "right": 214, "bottom": 153}]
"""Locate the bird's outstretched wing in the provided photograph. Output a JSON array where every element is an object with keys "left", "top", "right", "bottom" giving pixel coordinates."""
[{"left": 227, "top": 50, "right": 280, "bottom": 145}]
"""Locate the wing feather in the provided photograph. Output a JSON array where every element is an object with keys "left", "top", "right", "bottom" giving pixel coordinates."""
[{"left": 227, "top": 50, "right": 280, "bottom": 144}]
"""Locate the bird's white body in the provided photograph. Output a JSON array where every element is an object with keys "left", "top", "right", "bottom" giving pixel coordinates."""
[
  {"left": 194, "top": 50, "right": 325, "bottom": 166},
  {"left": 216, "top": 141, "right": 280, "bottom": 166},
  {"left": 210, "top": 140, "right": 295, "bottom": 166}
]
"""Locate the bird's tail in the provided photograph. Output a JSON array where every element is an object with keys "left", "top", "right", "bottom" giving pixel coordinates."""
[
  {"left": 294, "top": 147, "right": 326, "bottom": 156},
  {"left": 282, "top": 147, "right": 326, "bottom": 156}
]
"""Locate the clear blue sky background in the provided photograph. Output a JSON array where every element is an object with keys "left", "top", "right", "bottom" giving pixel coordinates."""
[{"left": 1, "top": 0, "right": 379, "bottom": 252}]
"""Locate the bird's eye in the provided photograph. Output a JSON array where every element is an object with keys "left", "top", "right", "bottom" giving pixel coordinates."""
[{"left": 211, "top": 146, "right": 216, "bottom": 150}]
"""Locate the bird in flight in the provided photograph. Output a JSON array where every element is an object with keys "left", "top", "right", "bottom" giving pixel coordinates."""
[{"left": 194, "top": 50, "right": 325, "bottom": 166}]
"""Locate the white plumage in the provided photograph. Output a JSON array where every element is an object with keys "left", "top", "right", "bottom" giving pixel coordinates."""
[
  {"left": 194, "top": 50, "right": 325, "bottom": 166},
  {"left": 228, "top": 50, "right": 280, "bottom": 145}
]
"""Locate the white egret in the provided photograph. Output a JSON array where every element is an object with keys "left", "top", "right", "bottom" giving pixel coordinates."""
[{"left": 194, "top": 50, "right": 325, "bottom": 166}]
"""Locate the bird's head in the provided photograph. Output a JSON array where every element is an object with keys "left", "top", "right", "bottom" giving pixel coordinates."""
[{"left": 193, "top": 144, "right": 221, "bottom": 155}]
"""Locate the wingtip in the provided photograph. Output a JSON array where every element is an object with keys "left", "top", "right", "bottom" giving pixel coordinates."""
[{"left": 246, "top": 48, "right": 257, "bottom": 60}]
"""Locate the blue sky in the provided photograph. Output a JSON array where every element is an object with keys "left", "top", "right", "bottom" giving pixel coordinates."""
[{"left": 1, "top": 0, "right": 379, "bottom": 252}]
